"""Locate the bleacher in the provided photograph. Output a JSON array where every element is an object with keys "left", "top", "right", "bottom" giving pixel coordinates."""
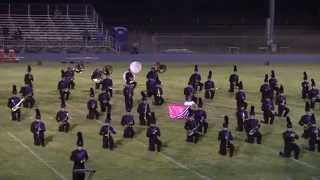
[{"left": 0, "top": 3, "right": 115, "bottom": 53}]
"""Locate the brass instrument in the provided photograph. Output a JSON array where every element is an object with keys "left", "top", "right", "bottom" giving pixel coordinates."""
[
  {"left": 92, "top": 78, "right": 102, "bottom": 83},
  {"left": 249, "top": 126, "right": 258, "bottom": 136},
  {"left": 12, "top": 98, "right": 25, "bottom": 112},
  {"left": 157, "top": 88, "right": 161, "bottom": 97},
  {"left": 155, "top": 62, "right": 167, "bottom": 73},
  {"left": 152, "top": 128, "right": 158, "bottom": 135},
  {"left": 188, "top": 124, "right": 199, "bottom": 136},
  {"left": 144, "top": 104, "right": 147, "bottom": 122}
]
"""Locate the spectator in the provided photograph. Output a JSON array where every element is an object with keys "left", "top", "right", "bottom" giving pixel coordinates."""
[
  {"left": 131, "top": 41, "right": 139, "bottom": 54},
  {"left": 2, "top": 26, "right": 9, "bottom": 38},
  {"left": 82, "top": 30, "right": 91, "bottom": 44},
  {"left": 96, "top": 31, "right": 106, "bottom": 41},
  {"left": 14, "top": 28, "right": 23, "bottom": 40}
]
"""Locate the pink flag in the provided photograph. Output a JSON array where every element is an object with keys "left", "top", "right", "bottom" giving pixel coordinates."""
[{"left": 168, "top": 103, "right": 190, "bottom": 120}]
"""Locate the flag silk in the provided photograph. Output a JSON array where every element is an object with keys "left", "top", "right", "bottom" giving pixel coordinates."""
[{"left": 168, "top": 103, "right": 190, "bottom": 120}]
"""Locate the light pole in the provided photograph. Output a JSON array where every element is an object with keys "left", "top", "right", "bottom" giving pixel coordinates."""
[{"left": 267, "top": 0, "right": 276, "bottom": 52}]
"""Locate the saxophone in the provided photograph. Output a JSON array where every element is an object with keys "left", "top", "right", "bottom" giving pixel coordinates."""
[
  {"left": 249, "top": 126, "right": 258, "bottom": 136},
  {"left": 157, "top": 88, "right": 160, "bottom": 97},
  {"left": 144, "top": 104, "right": 147, "bottom": 121}
]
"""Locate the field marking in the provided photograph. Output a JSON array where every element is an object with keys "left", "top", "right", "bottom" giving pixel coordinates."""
[
  {"left": 260, "top": 144, "right": 318, "bottom": 170},
  {"left": 286, "top": 176, "right": 292, "bottom": 180},
  {"left": 290, "top": 158, "right": 318, "bottom": 169},
  {"left": 7, "top": 132, "right": 68, "bottom": 180},
  {"left": 67, "top": 104, "right": 213, "bottom": 180},
  {"left": 312, "top": 177, "right": 319, "bottom": 180},
  {"left": 134, "top": 140, "right": 213, "bottom": 180}
]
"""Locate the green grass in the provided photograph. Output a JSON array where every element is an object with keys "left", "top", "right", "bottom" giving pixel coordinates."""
[{"left": 0, "top": 62, "right": 320, "bottom": 180}]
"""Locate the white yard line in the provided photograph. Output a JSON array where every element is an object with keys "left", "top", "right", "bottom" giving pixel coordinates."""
[
  {"left": 135, "top": 140, "right": 213, "bottom": 180},
  {"left": 261, "top": 144, "right": 318, "bottom": 170},
  {"left": 290, "top": 158, "right": 317, "bottom": 169},
  {"left": 286, "top": 176, "right": 293, "bottom": 180},
  {"left": 68, "top": 104, "right": 213, "bottom": 180},
  {"left": 312, "top": 176, "right": 319, "bottom": 180},
  {"left": 7, "top": 132, "right": 68, "bottom": 180}
]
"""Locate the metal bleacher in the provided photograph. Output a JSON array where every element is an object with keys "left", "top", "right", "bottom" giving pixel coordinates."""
[{"left": 0, "top": 3, "right": 116, "bottom": 53}]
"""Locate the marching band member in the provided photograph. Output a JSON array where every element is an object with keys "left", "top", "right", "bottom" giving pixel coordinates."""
[
  {"left": 100, "top": 113, "right": 116, "bottom": 150},
  {"left": 98, "top": 88, "right": 111, "bottom": 114},
  {"left": 204, "top": 70, "right": 215, "bottom": 100},
  {"left": 236, "top": 105, "right": 248, "bottom": 132},
  {"left": 153, "top": 79, "right": 164, "bottom": 105},
  {"left": 306, "top": 122, "right": 320, "bottom": 152},
  {"left": 261, "top": 97, "right": 275, "bottom": 124},
  {"left": 275, "top": 85, "right": 290, "bottom": 117},
  {"left": 244, "top": 106, "right": 262, "bottom": 144},
  {"left": 64, "top": 67, "right": 76, "bottom": 89},
  {"left": 235, "top": 81, "right": 247, "bottom": 110},
  {"left": 146, "top": 66, "right": 158, "bottom": 81},
  {"left": 184, "top": 82, "right": 195, "bottom": 101},
  {"left": 124, "top": 68, "right": 137, "bottom": 88},
  {"left": 301, "top": 72, "right": 310, "bottom": 99},
  {"left": 56, "top": 99, "right": 70, "bottom": 133},
  {"left": 189, "top": 65, "right": 203, "bottom": 92},
  {"left": 100, "top": 69, "right": 113, "bottom": 97},
  {"left": 269, "top": 70, "right": 279, "bottom": 94},
  {"left": 299, "top": 102, "right": 316, "bottom": 139},
  {"left": 146, "top": 77, "right": 157, "bottom": 97},
  {"left": 123, "top": 83, "right": 134, "bottom": 112},
  {"left": 86, "top": 88, "right": 99, "bottom": 120},
  {"left": 30, "top": 109, "right": 46, "bottom": 146},
  {"left": 7, "top": 85, "right": 21, "bottom": 121},
  {"left": 70, "top": 132, "right": 89, "bottom": 180},
  {"left": 121, "top": 110, "right": 135, "bottom": 138},
  {"left": 91, "top": 68, "right": 104, "bottom": 89},
  {"left": 184, "top": 115, "right": 200, "bottom": 144},
  {"left": 147, "top": 112, "right": 157, "bottom": 127},
  {"left": 218, "top": 116, "right": 234, "bottom": 157},
  {"left": 309, "top": 79, "right": 320, "bottom": 110},
  {"left": 194, "top": 98, "right": 208, "bottom": 135},
  {"left": 137, "top": 91, "right": 150, "bottom": 126},
  {"left": 57, "top": 76, "right": 71, "bottom": 101},
  {"left": 20, "top": 83, "right": 35, "bottom": 108},
  {"left": 24, "top": 65, "right": 34, "bottom": 88},
  {"left": 146, "top": 117, "right": 162, "bottom": 152},
  {"left": 260, "top": 74, "right": 273, "bottom": 102},
  {"left": 228, "top": 65, "right": 239, "bottom": 93},
  {"left": 280, "top": 117, "right": 300, "bottom": 159}
]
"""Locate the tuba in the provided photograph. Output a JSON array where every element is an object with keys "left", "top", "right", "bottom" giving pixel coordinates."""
[{"left": 155, "top": 62, "right": 167, "bottom": 73}]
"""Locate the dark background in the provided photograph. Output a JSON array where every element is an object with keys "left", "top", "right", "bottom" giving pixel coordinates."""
[{"left": 4, "top": 0, "right": 320, "bottom": 25}]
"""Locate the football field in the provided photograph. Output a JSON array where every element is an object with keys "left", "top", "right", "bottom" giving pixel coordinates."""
[{"left": 0, "top": 62, "right": 320, "bottom": 180}]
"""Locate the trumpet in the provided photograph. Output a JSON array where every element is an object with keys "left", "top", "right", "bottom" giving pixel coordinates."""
[{"left": 12, "top": 98, "right": 25, "bottom": 112}]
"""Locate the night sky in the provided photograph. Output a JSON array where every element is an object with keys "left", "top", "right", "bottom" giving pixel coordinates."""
[{"left": 5, "top": 0, "right": 320, "bottom": 25}]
